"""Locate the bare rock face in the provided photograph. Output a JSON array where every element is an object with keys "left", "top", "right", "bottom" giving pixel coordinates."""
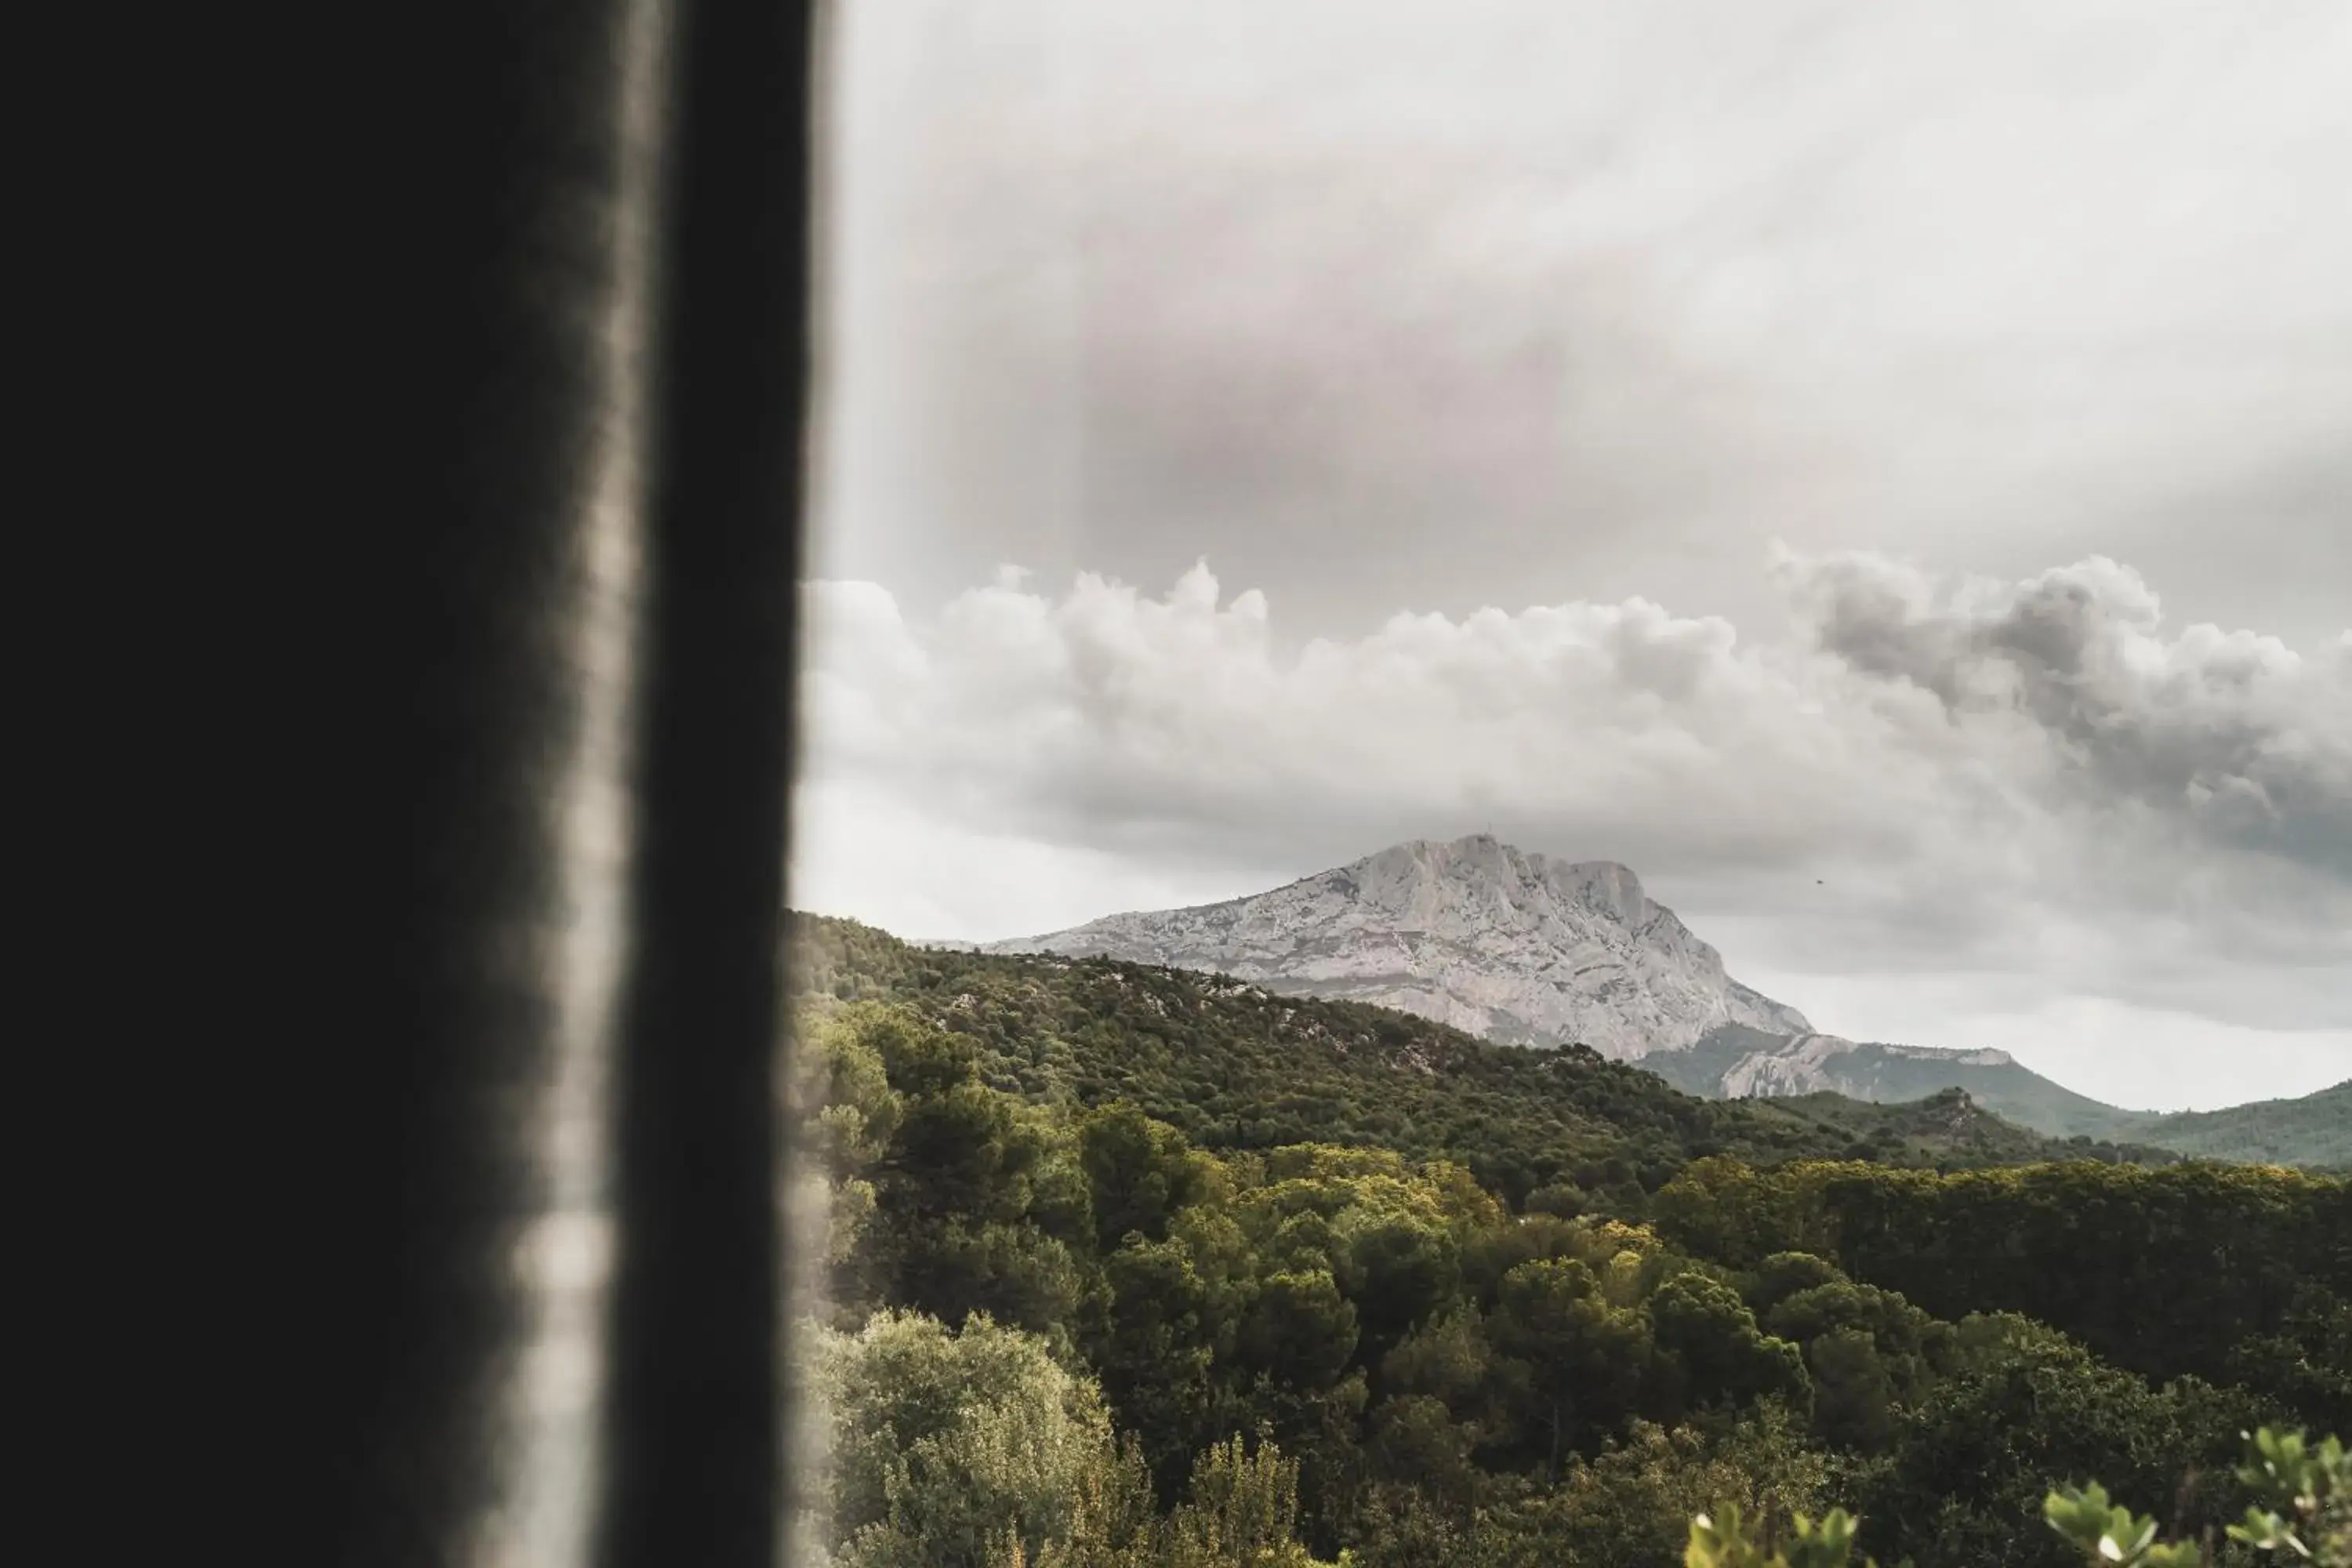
[
  {"left": 978, "top": 834, "right": 1811, "bottom": 1060},
  {"left": 1718, "top": 1033, "right": 2019, "bottom": 1096}
]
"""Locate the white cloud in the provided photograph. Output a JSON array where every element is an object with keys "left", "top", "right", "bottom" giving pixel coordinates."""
[
  {"left": 792, "top": 554, "right": 2352, "bottom": 1088},
  {"left": 1780, "top": 550, "right": 2352, "bottom": 879}
]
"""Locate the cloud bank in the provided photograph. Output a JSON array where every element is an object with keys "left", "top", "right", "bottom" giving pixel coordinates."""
[{"left": 795, "top": 554, "right": 2352, "bottom": 1068}]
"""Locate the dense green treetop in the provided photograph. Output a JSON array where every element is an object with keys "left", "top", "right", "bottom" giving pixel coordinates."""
[{"left": 786, "top": 916, "right": 2348, "bottom": 1566}]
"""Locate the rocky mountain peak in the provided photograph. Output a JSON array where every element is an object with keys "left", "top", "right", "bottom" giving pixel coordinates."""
[
  {"left": 1364, "top": 836, "right": 1652, "bottom": 920},
  {"left": 978, "top": 835, "right": 1811, "bottom": 1060}
]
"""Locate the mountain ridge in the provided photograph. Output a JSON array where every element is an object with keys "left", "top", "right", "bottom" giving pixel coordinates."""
[
  {"left": 1645, "top": 1022, "right": 2145, "bottom": 1138},
  {"left": 795, "top": 912, "right": 2190, "bottom": 1186},
  {"left": 980, "top": 833, "right": 1812, "bottom": 1060},
  {"left": 2119, "top": 1080, "right": 2350, "bottom": 1169},
  {"left": 953, "top": 835, "right": 2340, "bottom": 1165}
]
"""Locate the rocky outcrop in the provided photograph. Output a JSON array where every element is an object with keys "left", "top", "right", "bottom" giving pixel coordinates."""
[{"left": 1718, "top": 1033, "right": 2017, "bottom": 1097}]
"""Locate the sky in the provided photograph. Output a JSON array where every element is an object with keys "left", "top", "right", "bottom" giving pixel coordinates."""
[{"left": 793, "top": 0, "right": 2352, "bottom": 1112}]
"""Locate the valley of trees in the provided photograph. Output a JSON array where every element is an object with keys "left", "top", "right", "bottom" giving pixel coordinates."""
[{"left": 788, "top": 916, "right": 2351, "bottom": 1567}]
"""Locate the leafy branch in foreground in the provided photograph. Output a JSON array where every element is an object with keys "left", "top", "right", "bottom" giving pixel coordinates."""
[
  {"left": 2042, "top": 1484, "right": 2204, "bottom": 1568},
  {"left": 1683, "top": 1428, "right": 2347, "bottom": 1568},
  {"left": 1686, "top": 1504, "right": 1882, "bottom": 1568},
  {"left": 2040, "top": 1428, "right": 2347, "bottom": 1568},
  {"left": 2225, "top": 1429, "right": 2350, "bottom": 1565}
]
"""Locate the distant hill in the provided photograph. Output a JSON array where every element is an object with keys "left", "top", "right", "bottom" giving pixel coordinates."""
[
  {"left": 1721, "top": 1084, "right": 2183, "bottom": 1169},
  {"left": 790, "top": 913, "right": 2177, "bottom": 1207},
  {"left": 1649, "top": 1023, "right": 2151, "bottom": 1139},
  {"left": 2117, "top": 1080, "right": 2351, "bottom": 1170},
  {"left": 1651, "top": 1024, "right": 2347, "bottom": 1170}
]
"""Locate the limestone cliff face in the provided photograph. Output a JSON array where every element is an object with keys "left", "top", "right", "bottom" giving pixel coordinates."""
[
  {"left": 981, "top": 834, "right": 1811, "bottom": 1060},
  {"left": 1717, "top": 1033, "right": 2018, "bottom": 1096},
  {"left": 1639, "top": 1023, "right": 2114, "bottom": 1135}
]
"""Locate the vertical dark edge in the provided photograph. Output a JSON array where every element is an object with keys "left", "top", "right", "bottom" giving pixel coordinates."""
[
  {"left": 597, "top": 0, "right": 812, "bottom": 1560},
  {"left": 330, "top": 2, "right": 654, "bottom": 1562},
  {"left": 316, "top": 0, "right": 814, "bottom": 1556}
]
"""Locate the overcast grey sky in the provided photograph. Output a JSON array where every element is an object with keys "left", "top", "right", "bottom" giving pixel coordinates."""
[{"left": 795, "top": 0, "right": 2352, "bottom": 1112}]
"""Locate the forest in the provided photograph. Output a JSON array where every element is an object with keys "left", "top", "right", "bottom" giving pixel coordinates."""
[{"left": 788, "top": 916, "right": 2351, "bottom": 1567}]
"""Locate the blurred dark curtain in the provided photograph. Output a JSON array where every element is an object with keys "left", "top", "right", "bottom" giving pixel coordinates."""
[{"left": 316, "top": 0, "right": 814, "bottom": 1563}]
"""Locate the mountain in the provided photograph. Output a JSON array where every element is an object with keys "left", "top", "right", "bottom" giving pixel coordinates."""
[
  {"left": 967, "top": 835, "right": 2344, "bottom": 1169},
  {"left": 1647, "top": 1029, "right": 2350, "bottom": 1168},
  {"left": 979, "top": 834, "right": 1812, "bottom": 1060},
  {"left": 790, "top": 913, "right": 2178, "bottom": 1195},
  {"left": 1644, "top": 1023, "right": 2152, "bottom": 1141}
]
